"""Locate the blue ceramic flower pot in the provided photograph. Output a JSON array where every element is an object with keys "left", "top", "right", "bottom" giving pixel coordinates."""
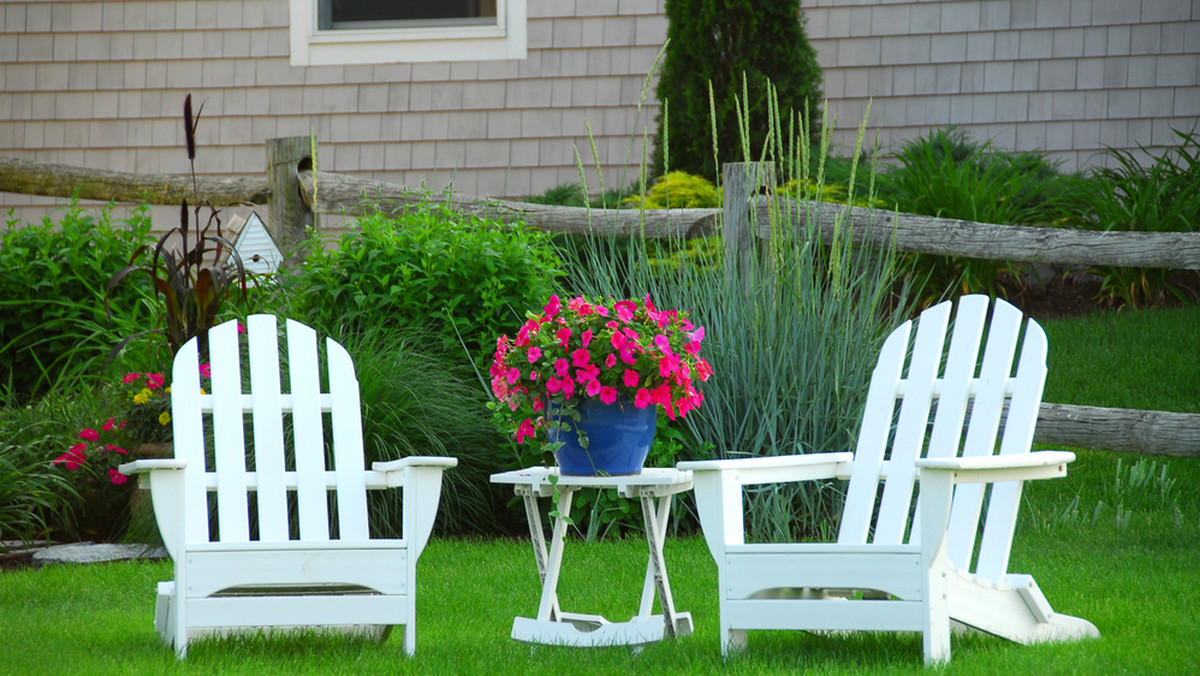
[{"left": 547, "top": 398, "right": 657, "bottom": 475}]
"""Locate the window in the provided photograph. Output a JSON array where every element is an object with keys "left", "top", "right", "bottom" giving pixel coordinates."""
[{"left": 289, "top": 0, "right": 526, "bottom": 66}]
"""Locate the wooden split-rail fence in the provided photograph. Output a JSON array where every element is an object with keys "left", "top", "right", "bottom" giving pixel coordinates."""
[{"left": 2, "top": 137, "right": 1197, "bottom": 459}]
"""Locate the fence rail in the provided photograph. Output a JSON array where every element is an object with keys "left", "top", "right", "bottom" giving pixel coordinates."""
[{"left": 2, "top": 142, "right": 1197, "bottom": 458}]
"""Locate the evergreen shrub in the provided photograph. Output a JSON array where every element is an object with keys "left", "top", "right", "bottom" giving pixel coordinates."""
[{"left": 653, "top": 0, "right": 823, "bottom": 179}]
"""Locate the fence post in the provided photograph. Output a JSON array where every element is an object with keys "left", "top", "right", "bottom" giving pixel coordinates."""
[
  {"left": 266, "top": 136, "right": 316, "bottom": 265},
  {"left": 722, "top": 162, "right": 775, "bottom": 286}
]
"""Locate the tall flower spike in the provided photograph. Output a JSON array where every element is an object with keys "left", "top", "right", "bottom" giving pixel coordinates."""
[{"left": 183, "top": 94, "right": 196, "bottom": 160}]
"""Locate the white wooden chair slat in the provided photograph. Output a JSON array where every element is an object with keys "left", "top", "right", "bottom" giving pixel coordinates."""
[
  {"left": 907, "top": 295, "right": 989, "bottom": 547},
  {"left": 247, "top": 315, "right": 289, "bottom": 543},
  {"left": 837, "top": 324, "right": 910, "bottom": 545},
  {"left": 286, "top": 320, "right": 331, "bottom": 542},
  {"left": 679, "top": 296, "right": 1098, "bottom": 665},
  {"left": 119, "top": 315, "right": 456, "bottom": 658},
  {"left": 171, "top": 343, "right": 210, "bottom": 548},
  {"left": 210, "top": 319, "right": 250, "bottom": 543},
  {"left": 872, "top": 300, "right": 951, "bottom": 545},
  {"left": 975, "top": 322, "right": 1048, "bottom": 581},
  {"left": 325, "top": 333, "right": 369, "bottom": 540},
  {"left": 944, "top": 302, "right": 1024, "bottom": 569}
]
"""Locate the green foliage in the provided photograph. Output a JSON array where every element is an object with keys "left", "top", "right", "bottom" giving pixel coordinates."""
[
  {"left": 335, "top": 326, "right": 515, "bottom": 535},
  {"left": 566, "top": 96, "right": 912, "bottom": 540},
  {"left": 522, "top": 182, "right": 587, "bottom": 207},
  {"left": 282, "top": 199, "right": 564, "bottom": 365},
  {"left": 623, "top": 171, "right": 722, "bottom": 209},
  {"left": 654, "top": 0, "right": 824, "bottom": 179},
  {"left": 0, "top": 386, "right": 138, "bottom": 543},
  {"left": 0, "top": 201, "right": 156, "bottom": 400},
  {"left": 875, "top": 127, "right": 1068, "bottom": 298},
  {"left": 1055, "top": 126, "right": 1200, "bottom": 307},
  {"left": 0, "top": 415, "right": 79, "bottom": 544}
]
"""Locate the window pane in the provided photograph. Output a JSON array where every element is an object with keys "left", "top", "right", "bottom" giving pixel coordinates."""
[{"left": 327, "top": 1, "right": 496, "bottom": 25}]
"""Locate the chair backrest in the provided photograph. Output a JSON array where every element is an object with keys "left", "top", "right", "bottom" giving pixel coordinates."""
[
  {"left": 171, "top": 315, "right": 371, "bottom": 546},
  {"left": 837, "top": 295, "right": 1047, "bottom": 582}
]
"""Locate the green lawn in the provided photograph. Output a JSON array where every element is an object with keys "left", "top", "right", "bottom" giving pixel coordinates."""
[{"left": 2, "top": 305, "right": 1197, "bottom": 674}]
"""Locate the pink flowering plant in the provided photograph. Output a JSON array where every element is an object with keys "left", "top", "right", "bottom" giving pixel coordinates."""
[
  {"left": 52, "top": 371, "right": 174, "bottom": 486},
  {"left": 489, "top": 294, "right": 712, "bottom": 452}
]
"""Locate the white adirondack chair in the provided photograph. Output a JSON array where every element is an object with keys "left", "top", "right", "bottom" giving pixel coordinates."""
[
  {"left": 678, "top": 295, "right": 1099, "bottom": 665},
  {"left": 119, "top": 315, "right": 456, "bottom": 658}
]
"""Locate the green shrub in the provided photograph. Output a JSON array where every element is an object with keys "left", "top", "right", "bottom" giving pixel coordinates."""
[
  {"left": 0, "top": 202, "right": 157, "bottom": 400},
  {"left": 623, "top": 171, "right": 722, "bottom": 209},
  {"left": 653, "top": 0, "right": 823, "bottom": 179},
  {"left": 0, "top": 409, "right": 79, "bottom": 544},
  {"left": 876, "top": 127, "right": 1067, "bottom": 297},
  {"left": 1056, "top": 126, "right": 1200, "bottom": 307},
  {"left": 281, "top": 199, "right": 564, "bottom": 365}
]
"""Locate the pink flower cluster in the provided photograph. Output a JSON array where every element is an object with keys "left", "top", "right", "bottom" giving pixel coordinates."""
[
  {"left": 52, "top": 417, "right": 131, "bottom": 485},
  {"left": 51, "top": 371, "right": 168, "bottom": 485},
  {"left": 491, "top": 295, "right": 712, "bottom": 444}
]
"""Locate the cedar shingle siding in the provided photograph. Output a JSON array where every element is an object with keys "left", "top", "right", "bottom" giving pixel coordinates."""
[{"left": 2, "top": 1, "right": 1197, "bottom": 227}]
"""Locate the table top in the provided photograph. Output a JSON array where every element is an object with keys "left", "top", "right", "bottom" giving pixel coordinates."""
[{"left": 490, "top": 466, "right": 693, "bottom": 494}]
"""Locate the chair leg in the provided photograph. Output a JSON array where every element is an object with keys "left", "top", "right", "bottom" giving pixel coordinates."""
[{"left": 721, "top": 626, "right": 747, "bottom": 656}]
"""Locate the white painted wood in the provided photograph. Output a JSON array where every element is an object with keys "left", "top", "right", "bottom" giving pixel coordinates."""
[
  {"left": 681, "top": 296, "right": 1099, "bottom": 664},
  {"left": 248, "top": 315, "right": 289, "bottom": 543},
  {"left": 491, "top": 467, "right": 695, "bottom": 648},
  {"left": 121, "top": 315, "right": 456, "bottom": 658}
]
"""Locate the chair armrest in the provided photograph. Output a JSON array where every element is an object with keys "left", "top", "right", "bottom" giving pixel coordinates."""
[
  {"left": 680, "top": 453, "right": 854, "bottom": 557},
  {"left": 371, "top": 455, "right": 458, "bottom": 473},
  {"left": 117, "top": 458, "right": 187, "bottom": 475},
  {"left": 678, "top": 452, "right": 854, "bottom": 485},
  {"left": 916, "top": 450, "right": 1075, "bottom": 484}
]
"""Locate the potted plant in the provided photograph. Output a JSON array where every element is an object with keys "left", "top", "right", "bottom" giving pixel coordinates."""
[{"left": 490, "top": 295, "right": 712, "bottom": 475}]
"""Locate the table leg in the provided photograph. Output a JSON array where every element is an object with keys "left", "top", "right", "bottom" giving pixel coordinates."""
[
  {"left": 518, "top": 487, "right": 561, "bottom": 622},
  {"left": 535, "top": 486, "right": 575, "bottom": 622},
  {"left": 637, "top": 491, "right": 683, "bottom": 637}
]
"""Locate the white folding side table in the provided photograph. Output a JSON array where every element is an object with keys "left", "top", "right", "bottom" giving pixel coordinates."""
[{"left": 489, "top": 466, "right": 695, "bottom": 647}]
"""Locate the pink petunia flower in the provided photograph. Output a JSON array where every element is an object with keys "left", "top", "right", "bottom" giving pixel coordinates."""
[
  {"left": 515, "top": 418, "right": 537, "bottom": 444},
  {"left": 108, "top": 469, "right": 129, "bottom": 485},
  {"left": 599, "top": 386, "right": 618, "bottom": 405},
  {"left": 122, "top": 372, "right": 141, "bottom": 384},
  {"left": 571, "top": 348, "right": 591, "bottom": 368},
  {"left": 581, "top": 329, "right": 593, "bottom": 349},
  {"left": 527, "top": 346, "right": 543, "bottom": 363},
  {"left": 78, "top": 428, "right": 99, "bottom": 442},
  {"left": 556, "top": 327, "right": 573, "bottom": 350},
  {"left": 623, "top": 369, "right": 640, "bottom": 388},
  {"left": 102, "top": 418, "right": 117, "bottom": 432},
  {"left": 633, "top": 388, "right": 652, "bottom": 409},
  {"left": 554, "top": 358, "right": 570, "bottom": 377},
  {"left": 585, "top": 379, "right": 602, "bottom": 397},
  {"left": 146, "top": 373, "right": 165, "bottom": 390},
  {"left": 543, "top": 295, "right": 561, "bottom": 318},
  {"left": 199, "top": 363, "right": 212, "bottom": 379},
  {"left": 605, "top": 354, "right": 617, "bottom": 369},
  {"left": 614, "top": 300, "right": 637, "bottom": 323}
]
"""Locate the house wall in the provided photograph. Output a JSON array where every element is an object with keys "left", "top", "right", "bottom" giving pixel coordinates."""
[
  {"left": 803, "top": 0, "right": 1200, "bottom": 170},
  {"left": 0, "top": 0, "right": 667, "bottom": 227},
  {"left": 3, "top": 0, "right": 1197, "bottom": 232}
]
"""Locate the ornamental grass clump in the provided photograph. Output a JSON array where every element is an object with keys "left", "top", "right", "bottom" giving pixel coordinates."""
[{"left": 489, "top": 295, "right": 712, "bottom": 450}]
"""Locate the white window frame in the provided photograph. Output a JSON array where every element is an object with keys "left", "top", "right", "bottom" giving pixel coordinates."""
[{"left": 288, "top": 0, "right": 526, "bottom": 66}]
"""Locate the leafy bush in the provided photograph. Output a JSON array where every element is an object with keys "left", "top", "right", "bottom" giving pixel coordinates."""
[
  {"left": 337, "top": 326, "right": 517, "bottom": 535},
  {"left": 876, "top": 127, "right": 1067, "bottom": 297},
  {"left": 654, "top": 0, "right": 824, "bottom": 179},
  {"left": 623, "top": 172, "right": 721, "bottom": 209},
  {"left": 0, "top": 412, "right": 79, "bottom": 544},
  {"left": 0, "top": 202, "right": 156, "bottom": 400},
  {"left": 282, "top": 199, "right": 564, "bottom": 365},
  {"left": 1056, "top": 126, "right": 1200, "bottom": 307}
]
